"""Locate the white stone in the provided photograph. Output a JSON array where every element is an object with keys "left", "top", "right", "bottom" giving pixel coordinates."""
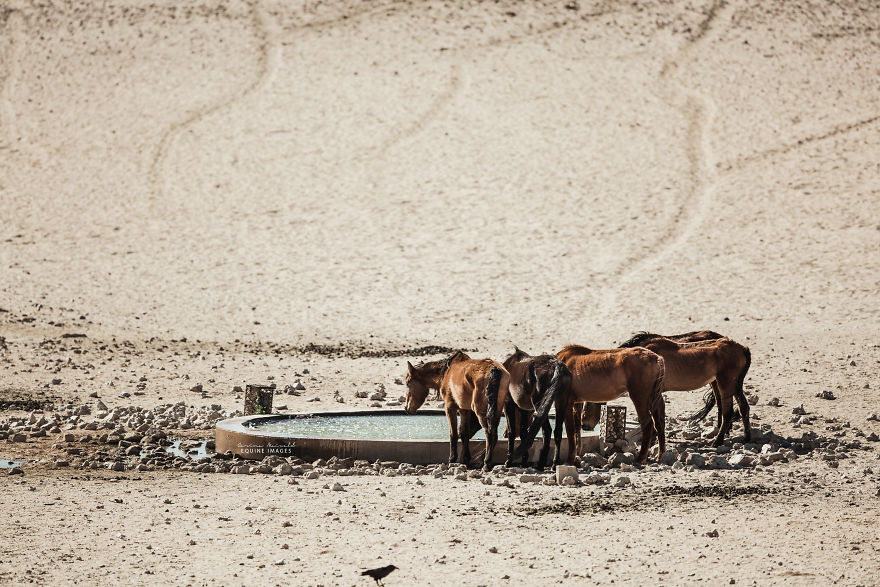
[{"left": 555, "top": 465, "right": 579, "bottom": 485}]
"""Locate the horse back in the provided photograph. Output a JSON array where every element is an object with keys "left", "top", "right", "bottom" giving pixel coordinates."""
[
  {"left": 558, "top": 347, "right": 657, "bottom": 402},
  {"left": 442, "top": 359, "right": 509, "bottom": 412}
]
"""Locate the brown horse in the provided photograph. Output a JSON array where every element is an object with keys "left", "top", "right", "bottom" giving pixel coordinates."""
[
  {"left": 405, "top": 351, "right": 509, "bottom": 470},
  {"left": 618, "top": 333, "right": 751, "bottom": 446},
  {"left": 556, "top": 345, "right": 666, "bottom": 464},
  {"left": 501, "top": 348, "right": 572, "bottom": 469},
  {"left": 578, "top": 330, "right": 727, "bottom": 430}
]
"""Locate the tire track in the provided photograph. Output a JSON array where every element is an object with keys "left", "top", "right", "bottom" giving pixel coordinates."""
[
  {"left": 0, "top": 10, "right": 25, "bottom": 151},
  {"left": 149, "top": 0, "right": 282, "bottom": 201},
  {"left": 592, "top": 0, "right": 730, "bottom": 321}
]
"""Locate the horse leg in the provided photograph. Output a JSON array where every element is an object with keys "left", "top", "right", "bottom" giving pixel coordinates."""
[
  {"left": 733, "top": 382, "right": 751, "bottom": 443},
  {"left": 503, "top": 398, "right": 517, "bottom": 467},
  {"left": 459, "top": 410, "right": 472, "bottom": 467},
  {"left": 563, "top": 401, "right": 578, "bottom": 465},
  {"left": 653, "top": 393, "right": 667, "bottom": 459},
  {"left": 632, "top": 399, "right": 655, "bottom": 465},
  {"left": 519, "top": 409, "right": 531, "bottom": 467},
  {"left": 446, "top": 405, "right": 458, "bottom": 465},
  {"left": 712, "top": 382, "right": 736, "bottom": 447},
  {"left": 552, "top": 396, "right": 565, "bottom": 466},
  {"left": 476, "top": 412, "right": 496, "bottom": 471},
  {"left": 710, "top": 380, "right": 723, "bottom": 430},
  {"left": 537, "top": 418, "right": 552, "bottom": 470}
]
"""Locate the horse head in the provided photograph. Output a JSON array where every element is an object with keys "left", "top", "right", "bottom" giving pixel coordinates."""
[{"left": 404, "top": 360, "right": 431, "bottom": 413}]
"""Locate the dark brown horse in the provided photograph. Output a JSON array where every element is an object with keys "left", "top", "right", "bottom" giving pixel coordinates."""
[
  {"left": 405, "top": 351, "right": 510, "bottom": 470},
  {"left": 556, "top": 345, "right": 666, "bottom": 464},
  {"left": 501, "top": 348, "right": 572, "bottom": 469},
  {"left": 618, "top": 332, "right": 751, "bottom": 445}
]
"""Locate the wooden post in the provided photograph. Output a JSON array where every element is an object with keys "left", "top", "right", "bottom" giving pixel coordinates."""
[{"left": 244, "top": 384, "right": 275, "bottom": 415}]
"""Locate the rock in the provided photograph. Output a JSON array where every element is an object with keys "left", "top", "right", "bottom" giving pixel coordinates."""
[
  {"left": 792, "top": 404, "right": 807, "bottom": 415},
  {"left": 613, "top": 475, "right": 631, "bottom": 487},
  {"left": 608, "top": 452, "right": 634, "bottom": 468},
  {"left": 190, "top": 384, "right": 203, "bottom": 393},
  {"left": 488, "top": 546, "right": 498, "bottom": 553},
  {"left": 867, "top": 433, "right": 879, "bottom": 442},
  {"left": 816, "top": 390, "right": 836, "bottom": 400},
  {"left": 519, "top": 474, "right": 542, "bottom": 484},
  {"left": 767, "top": 397, "right": 781, "bottom": 407},
  {"left": 454, "top": 472, "right": 467, "bottom": 481},
  {"left": 561, "top": 475, "right": 576, "bottom": 486},
  {"left": 582, "top": 472, "right": 609, "bottom": 485},
  {"left": 659, "top": 450, "right": 677, "bottom": 466},
  {"left": 331, "top": 482, "right": 344, "bottom": 491},
  {"left": 580, "top": 453, "right": 607, "bottom": 468},
  {"left": 232, "top": 465, "right": 252, "bottom": 475},
  {"left": 275, "top": 464, "right": 293, "bottom": 475},
  {"left": 866, "top": 414, "right": 879, "bottom": 422},
  {"left": 369, "top": 391, "right": 386, "bottom": 401},
  {"left": 8, "top": 467, "right": 24, "bottom": 475},
  {"left": 746, "top": 393, "right": 758, "bottom": 405},
  {"left": 556, "top": 465, "right": 579, "bottom": 484},
  {"left": 686, "top": 453, "right": 706, "bottom": 468},
  {"left": 728, "top": 454, "right": 755, "bottom": 467},
  {"left": 9, "top": 433, "right": 27, "bottom": 443},
  {"left": 294, "top": 381, "right": 306, "bottom": 391},
  {"left": 481, "top": 476, "right": 493, "bottom": 485},
  {"left": 107, "top": 461, "right": 125, "bottom": 472}
]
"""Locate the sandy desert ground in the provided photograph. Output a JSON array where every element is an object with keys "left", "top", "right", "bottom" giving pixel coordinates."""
[{"left": 1, "top": 0, "right": 880, "bottom": 584}]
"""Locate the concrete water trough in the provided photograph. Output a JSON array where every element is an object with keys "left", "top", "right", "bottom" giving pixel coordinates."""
[{"left": 215, "top": 409, "right": 599, "bottom": 465}]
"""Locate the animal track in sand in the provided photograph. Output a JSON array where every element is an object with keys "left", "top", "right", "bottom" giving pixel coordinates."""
[
  {"left": 0, "top": 10, "right": 25, "bottom": 151},
  {"left": 721, "top": 113, "right": 880, "bottom": 172},
  {"left": 366, "top": 60, "right": 466, "bottom": 164},
  {"left": 148, "top": 1, "right": 282, "bottom": 202},
  {"left": 591, "top": 0, "right": 731, "bottom": 323}
]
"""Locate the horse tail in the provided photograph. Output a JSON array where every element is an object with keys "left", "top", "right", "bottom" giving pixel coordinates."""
[
  {"left": 486, "top": 366, "right": 503, "bottom": 436},
  {"left": 731, "top": 346, "right": 751, "bottom": 422},
  {"left": 735, "top": 346, "right": 751, "bottom": 399},
  {"left": 688, "top": 388, "right": 717, "bottom": 422},
  {"left": 650, "top": 355, "right": 665, "bottom": 417},
  {"left": 522, "top": 359, "right": 570, "bottom": 447}
]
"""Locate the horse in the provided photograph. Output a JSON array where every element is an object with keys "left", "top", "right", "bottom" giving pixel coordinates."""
[
  {"left": 577, "top": 330, "right": 728, "bottom": 431},
  {"left": 405, "top": 351, "right": 509, "bottom": 470},
  {"left": 621, "top": 332, "right": 752, "bottom": 446},
  {"left": 618, "top": 331, "right": 727, "bottom": 425},
  {"left": 501, "top": 347, "right": 572, "bottom": 469},
  {"left": 617, "top": 333, "right": 752, "bottom": 446},
  {"left": 556, "top": 345, "right": 666, "bottom": 464}
]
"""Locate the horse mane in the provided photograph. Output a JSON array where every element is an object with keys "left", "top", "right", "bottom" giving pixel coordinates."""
[
  {"left": 618, "top": 331, "right": 662, "bottom": 348},
  {"left": 443, "top": 350, "right": 469, "bottom": 372}
]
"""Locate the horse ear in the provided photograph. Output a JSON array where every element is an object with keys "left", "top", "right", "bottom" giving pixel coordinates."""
[{"left": 406, "top": 361, "right": 414, "bottom": 375}]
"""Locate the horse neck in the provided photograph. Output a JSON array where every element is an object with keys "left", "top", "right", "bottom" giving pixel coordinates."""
[{"left": 418, "top": 368, "right": 444, "bottom": 390}]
